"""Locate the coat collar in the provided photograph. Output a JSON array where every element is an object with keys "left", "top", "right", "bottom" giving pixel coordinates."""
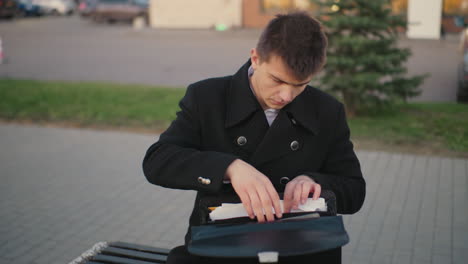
[
  {"left": 225, "top": 60, "right": 261, "bottom": 128},
  {"left": 282, "top": 87, "right": 319, "bottom": 135},
  {"left": 225, "top": 59, "right": 320, "bottom": 135}
]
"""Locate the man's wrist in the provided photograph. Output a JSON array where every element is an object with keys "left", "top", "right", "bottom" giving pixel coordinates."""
[{"left": 224, "top": 158, "right": 242, "bottom": 181}]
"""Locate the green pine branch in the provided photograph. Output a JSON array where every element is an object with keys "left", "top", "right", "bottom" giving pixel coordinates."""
[{"left": 312, "top": 0, "right": 428, "bottom": 116}]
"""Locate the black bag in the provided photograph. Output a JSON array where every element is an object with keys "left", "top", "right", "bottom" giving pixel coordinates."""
[{"left": 188, "top": 190, "right": 349, "bottom": 258}]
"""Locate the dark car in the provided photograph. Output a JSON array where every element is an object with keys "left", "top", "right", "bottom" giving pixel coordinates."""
[
  {"left": 458, "top": 28, "right": 468, "bottom": 103},
  {"left": 16, "top": 0, "right": 43, "bottom": 16},
  {"left": 0, "top": 0, "right": 18, "bottom": 18},
  {"left": 89, "top": 0, "right": 148, "bottom": 24}
]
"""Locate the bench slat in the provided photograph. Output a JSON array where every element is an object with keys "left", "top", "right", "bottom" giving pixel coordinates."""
[
  {"left": 110, "top": 242, "right": 170, "bottom": 255},
  {"left": 102, "top": 246, "right": 167, "bottom": 262},
  {"left": 92, "top": 254, "right": 158, "bottom": 264}
]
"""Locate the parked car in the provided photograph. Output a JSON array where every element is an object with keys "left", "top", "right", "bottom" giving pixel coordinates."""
[
  {"left": 89, "top": 0, "right": 148, "bottom": 24},
  {"left": 0, "top": 0, "right": 18, "bottom": 19},
  {"left": 458, "top": 28, "right": 468, "bottom": 103},
  {"left": 77, "top": 0, "right": 97, "bottom": 17},
  {"left": 16, "top": 0, "right": 44, "bottom": 16},
  {"left": 33, "top": 0, "right": 75, "bottom": 15}
]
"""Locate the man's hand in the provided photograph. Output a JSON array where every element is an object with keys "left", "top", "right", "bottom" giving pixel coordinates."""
[
  {"left": 225, "top": 159, "right": 282, "bottom": 223},
  {"left": 283, "top": 175, "right": 321, "bottom": 213}
]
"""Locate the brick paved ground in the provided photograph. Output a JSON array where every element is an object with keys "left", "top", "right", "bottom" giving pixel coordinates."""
[{"left": 0, "top": 123, "right": 467, "bottom": 264}]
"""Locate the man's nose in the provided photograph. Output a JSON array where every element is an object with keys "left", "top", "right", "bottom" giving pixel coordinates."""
[{"left": 279, "top": 87, "right": 293, "bottom": 103}]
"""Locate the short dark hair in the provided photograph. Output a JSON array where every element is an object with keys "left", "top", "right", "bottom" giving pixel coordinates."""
[{"left": 256, "top": 12, "right": 328, "bottom": 80}]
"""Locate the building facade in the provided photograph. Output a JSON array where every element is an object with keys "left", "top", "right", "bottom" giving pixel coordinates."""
[{"left": 149, "top": 0, "right": 468, "bottom": 39}]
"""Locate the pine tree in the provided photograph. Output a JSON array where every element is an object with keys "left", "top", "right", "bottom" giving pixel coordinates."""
[{"left": 312, "top": 0, "right": 427, "bottom": 116}]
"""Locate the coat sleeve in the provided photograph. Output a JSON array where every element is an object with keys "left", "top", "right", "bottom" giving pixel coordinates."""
[
  {"left": 304, "top": 103, "right": 366, "bottom": 214},
  {"left": 142, "top": 84, "right": 238, "bottom": 193}
]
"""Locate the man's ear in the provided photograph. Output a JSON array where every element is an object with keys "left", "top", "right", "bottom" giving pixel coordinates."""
[{"left": 250, "top": 48, "right": 259, "bottom": 70}]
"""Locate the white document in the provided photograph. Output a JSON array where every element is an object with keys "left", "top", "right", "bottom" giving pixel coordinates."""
[{"left": 209, "top": 198, "right": 327, "bottom": 221}]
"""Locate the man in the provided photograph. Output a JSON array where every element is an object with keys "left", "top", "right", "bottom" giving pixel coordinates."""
[{"left": 143, "top": 12, "right": 365, "bottom": 263}]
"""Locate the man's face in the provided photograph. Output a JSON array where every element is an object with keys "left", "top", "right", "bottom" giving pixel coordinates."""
[{"left": 250, "top": 49, "right": 312, "bottom": 110}]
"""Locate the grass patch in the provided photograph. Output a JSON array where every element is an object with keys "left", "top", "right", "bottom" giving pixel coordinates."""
[
  {"left": 1, "top": 79, "right": 467, "bottom": 155},
  {"left": 349, "top": 103, "right": 468, "bottom": 152},
  {"left": 0, "top": 79, "right": 185, "bottom": 131}
]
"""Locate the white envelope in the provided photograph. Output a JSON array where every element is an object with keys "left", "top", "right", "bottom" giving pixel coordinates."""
[{"left": 209, "top": 198, "right": 327, "bottom": 221}]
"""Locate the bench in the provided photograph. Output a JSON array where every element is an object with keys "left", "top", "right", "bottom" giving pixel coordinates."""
[{"left": 70, "top": 241, "right": 169, "bottom": 264}]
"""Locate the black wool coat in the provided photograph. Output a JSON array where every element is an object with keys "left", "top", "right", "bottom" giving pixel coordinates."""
[{"left": 143, "top": 60, "right": 366, "bottom": 240}]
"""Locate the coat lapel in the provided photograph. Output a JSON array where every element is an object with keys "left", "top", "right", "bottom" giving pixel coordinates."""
[
  {"left": 250, "top": 110, "right": 302, "bottom": 166},
  {"left": 227, "top": 110, "right": 269, "bottom": 161},
  {"left": 249, "top": 87, "right": 321, "bottom": 166},
  {"left": 225, "top": 60, "right": 260, "bottom": 128},
  {"left": 224, "top": 59, "right": 321, "bottom": 166},
  {"left": 225, "top": 60, "right": 268, "bottom": 160}
]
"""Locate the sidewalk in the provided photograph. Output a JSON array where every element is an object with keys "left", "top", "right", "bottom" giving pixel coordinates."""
[{"left": 0, "top": 123, "right": 467, "bottom": 264}]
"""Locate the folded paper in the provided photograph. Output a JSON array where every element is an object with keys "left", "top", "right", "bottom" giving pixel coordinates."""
[{"left": 209, "top": 198, "right": 327, "bottom": 221}]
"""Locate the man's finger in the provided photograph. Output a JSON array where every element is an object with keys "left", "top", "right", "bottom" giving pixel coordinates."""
[
  {"left": 312, "top": 183, "right": 321, "bottom": 200},
  {"left": 238, "top": 191, "right": 254, "bottom": 219},
  {"left": 283, "top": 181, "right": 296, "bottom": 213},
  {"left": 249, "top": 192, "right": 265, "bottom": 223},
  {"left": 301, "top": 181, "right": 311, "bottom": 204},
  {"left": 257, "top": 186, "right": 275, "bottom": 222},
  {"left": 265, "top": 184, "right": 282, "bottom": 218},
  {"left": 261, "top": 198, "right": 275, "bottom": 222},
  {"left": 292, "top": 182, "right": 303, "bottom": 209}
]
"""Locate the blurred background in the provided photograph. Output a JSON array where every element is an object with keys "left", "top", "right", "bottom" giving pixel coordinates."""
[{"left": 0, "top": 0, "right": 467, "bottom": 264}]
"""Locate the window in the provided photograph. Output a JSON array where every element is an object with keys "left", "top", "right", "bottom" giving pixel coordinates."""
[{"left": 260, "top": 0, "right": 319, "bottom": 14}]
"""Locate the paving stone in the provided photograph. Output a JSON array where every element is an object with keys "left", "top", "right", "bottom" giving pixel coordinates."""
[
  {"left": 391, "top": 251, "right": 412, "bottom": 264},
  {"left": 453, "top": 247, "right": 468, "bottom": 264},
  {"left": 370, "top": 253, "right": 392, "bottom": 264},
  {"left": 12, "top": 253, "right": 42, "bottom": 264},
  {"left": 432, "top": 254, "right": 451, "bottom": 264},
  {"left": 2, "top": 124, "right": 468, "bottom": 264},
  {"left": 349, "top": 253, "right": 371, "bottom": 264},
  {"left": 452, "top": 228, "right": 468, "bottom": 248},
  {"left": 348, "top": 152, "right": 389, "bottom": 261},
  {"left": 1, "top": 241, "right": 36, "bottom": 260},
  {"left": 373, "top": 154, "right": 411, "bottom": 260},
  {"left": 412, "top": 248, "right": 432, "bottom": 263}
]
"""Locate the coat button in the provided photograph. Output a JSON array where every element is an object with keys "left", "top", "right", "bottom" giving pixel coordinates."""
[
  {"left": 198, "top": 177, "right": 211, "bottom": 185},
  {"left": 280, "top": 177, "right": 290, "bottom": 185},
  {"left": 290, "top": 140, "right": 299, "bottom": 151},
  {"left": 237, "top": 136, "right": 247, "bottom": 146},
  {"left": 291, "top": 118, "right": 297, "bottom": 125}
]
